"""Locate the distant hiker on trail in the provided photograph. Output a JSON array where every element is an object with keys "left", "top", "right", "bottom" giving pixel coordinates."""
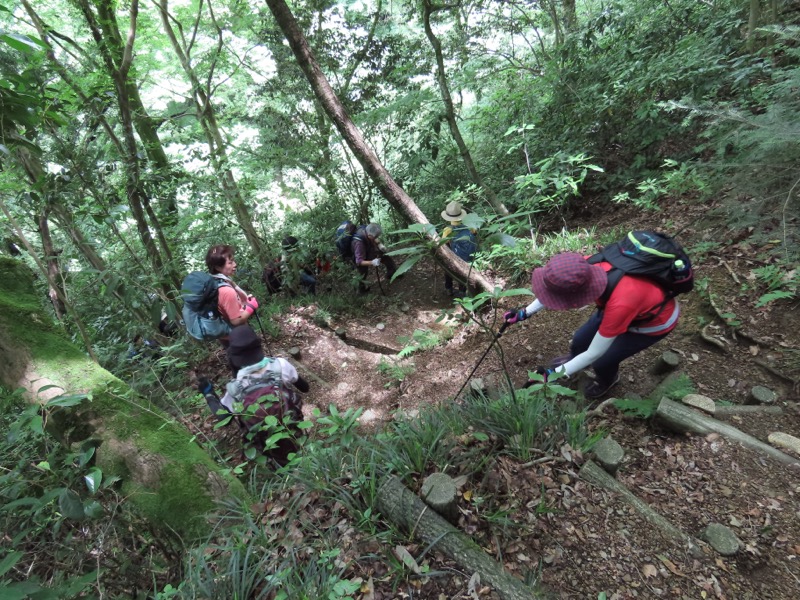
[
  {"left": 280, "top": 236, "right": 317, "bottom": 296},
  {"left": 441, "top": 201, "right": 478, "bottom": 298},
  {"left": 198, "top": 324, "right": 309, "bottom": 465},
  {"left": 503, "top": 238, "right": 691, "bottom": 399},
  {"left": 205, "top": 244, "right": 259, "bottom": 334},
  {"left": 351, "top": 223, "right": 397, "bottom": 294}
]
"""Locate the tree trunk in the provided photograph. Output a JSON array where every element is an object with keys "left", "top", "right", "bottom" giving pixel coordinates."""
[
  {"left": 0, "top": 201, "right": 97, "bottom": 362},
  {"left": 375, "top": 475, "right": 545, "bottom": 600},
  {"left": 49, "top": 202, "right": 151, "bottom": 325},
  {"left": 36, "top": 211, "right": 67, "bottom": 320},
  {"left": 264, "top": 0, "right": 495, "bottom": 293},
  {"left": 22, "top": 0, "right": 182, "bottom": 295},
  {"left": 0, "top": 257, "right": 247, "bottom": 538},
  {"left": 579, "top": 460, "right": 702, "bottom": 555},
  {"left": 747, "top": 0, "right": 761, "bottom": 52},
  {"left": 157, "top": 0, "right": 268, "bottom": 264},
  {"left": 93, "top": 0, "right": 180, "bottom": 223},
  {"left": 655, "top": 397, "right": 800, "bottom": 467},
  {"left": 421, "top": 0, "right": 508, "bottom": 217}
]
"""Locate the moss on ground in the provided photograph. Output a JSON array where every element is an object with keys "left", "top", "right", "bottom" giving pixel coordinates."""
[{"left": 0, "top": 257, "right": 247, "bottom": 539}]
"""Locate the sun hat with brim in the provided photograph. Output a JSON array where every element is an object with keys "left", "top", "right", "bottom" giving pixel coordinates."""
[
  {"left": 531, "top": 252, "right": 607, "bottom": 310},
  {"left": 441, "top": 201, "right": 467, "bottom": 222},
  {"left": 227, "top": 325, "right": 265, "bottom": 369}
]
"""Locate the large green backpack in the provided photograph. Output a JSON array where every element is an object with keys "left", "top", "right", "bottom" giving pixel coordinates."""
[{"left": 181, "top": 272, "right": 231, "bottom": 341}]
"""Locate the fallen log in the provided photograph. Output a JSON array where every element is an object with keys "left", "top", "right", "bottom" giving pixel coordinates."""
[
  {"left": 375, "top": 475, "right": 544, "bottom": 600},
  {"left": 655, "top": 398, "right": 800, "bottom": 467},
  {"left": 715, "top": 404, "right": 784, "bottom": 417},
  {"left": 579, "top": 460, "right": 703, "bottom": 556}
]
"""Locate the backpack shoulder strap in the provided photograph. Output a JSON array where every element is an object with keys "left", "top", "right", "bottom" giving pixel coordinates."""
[{"left": 587, "top": 251, "right": 621, "bottom": 304}]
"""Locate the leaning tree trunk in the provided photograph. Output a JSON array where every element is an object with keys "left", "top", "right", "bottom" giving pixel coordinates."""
[
  {"left": 263, "top": 0, "right": 494, "bottom": 293},
  {"left": 0, "top": 257, "right": 246, "bottom": 538},
  {"left": 50, "top": 201, "right": 151, "bottom": 325},
  {"left": 36, "top": 211, "right": 67, "bottom": 320},
  {"left": 9, "top": 141, "right": 68, "bottom": 320},
  {"left": 0, "top": 202, "right": 98, "bottom": 362},
  {"left": 422, "top": 0, "right": 508, "bottom": 217},
  {"left": 375, "top": 476, "right": 544, "bottom": 600}
]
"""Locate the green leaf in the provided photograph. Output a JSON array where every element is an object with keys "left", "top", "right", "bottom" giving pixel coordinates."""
[
  {"left": 755, "top": 290, "right": 794, "bottom": 307},
  {"left": 46, "top": 393, "right": 88, "bottom": 408},
  {"left": 84, "top": 468, "right": 102, "bottom": 494},
  {"left": 35, "top": 461, "right": 50, "bottom": 471},
  {"left": 83, "top": 500, "right": 104, "bottom": 519},
  {"left": 0, "top": 550, "right": 23, "bottom": 577},
  {"left": 462, "top": 212, "right": 484, "bottom": 229},
  {"left": 496, "top": 287, "right": 534, "bottom": 298},
  {"left": 391, "top": 255, "right": 422, "bottom": 280},
  {"left": 0, "top": 32, "right": 47, "bottom": 53},
  {"left": 78, "top": 444, "right": 96, "bottom": 467},
  {"left": 244, "top": 446, "right": 257, "bottom": 460},
  {"left": 29, "top": 415, "right": 43, "bottom": 435},
  {"left": 58, "top": 489, "right": 86, "bottom": 521},
  {"left": 0, "top": 580, "right": 43, "bottom": 600},
  {"left": 483, "top": 232, "right": 516, "bottom": 247}
]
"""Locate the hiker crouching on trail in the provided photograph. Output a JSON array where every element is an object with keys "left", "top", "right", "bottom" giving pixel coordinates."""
[
  {"left": 351, "top": 223, "right": 397, "bottom": 294},
  {"left": 203, "top": 325, "right": 309, "bottom": 465},
  {"left": 280, "top": 236, "right": 317, "bottom": 296},
  {"left": 503, "top": 252, "right": 680, "bottom": 399},
  {"left": 205, "top": 244, "right": 259, "bottom": 332}
]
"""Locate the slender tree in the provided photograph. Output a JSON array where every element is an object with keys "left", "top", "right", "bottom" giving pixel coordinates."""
[
  {"left": 21, "top": 0, "right": 182, "bottom": 294},
  {"left": 157, "top": 0, "right": 268, "bottom": 264},
  {"left": 421, "top": 0, "right": 508, "bottom": 216}
]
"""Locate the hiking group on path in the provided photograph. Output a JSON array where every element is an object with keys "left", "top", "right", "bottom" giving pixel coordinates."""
[{"left": 178, "top": 204, "right": 693, "bottom": 464}]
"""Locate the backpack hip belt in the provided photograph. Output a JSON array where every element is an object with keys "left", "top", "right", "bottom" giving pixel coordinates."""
[{"left": 628, "top": 301, "right": 680, "bottom": 334}]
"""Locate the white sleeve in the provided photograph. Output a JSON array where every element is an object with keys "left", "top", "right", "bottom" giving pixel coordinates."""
[
  {"left": 276, "top": 357, "right": 299, "bottom": 385},
  {"left": 523, "top": 298, "right": 546, "bottom": 318},
  {"left": 558, "top": 333, "right": 616, "bottom": 377}
]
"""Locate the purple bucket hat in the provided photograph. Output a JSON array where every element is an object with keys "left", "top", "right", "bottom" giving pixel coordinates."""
[{"left": 531, "top": 252, "right": 607, "bottom": 310}]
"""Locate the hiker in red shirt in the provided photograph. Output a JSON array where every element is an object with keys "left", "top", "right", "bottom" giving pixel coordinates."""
[
  {"left": 205, "top": 244, "right": 259, "bottom": 330},
  {"left": 503, "top": 252, "right": 680, "bottom": 399}
]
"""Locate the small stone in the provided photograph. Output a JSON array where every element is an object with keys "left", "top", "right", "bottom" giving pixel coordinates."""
[
  {"left": 748, "top": 385, "right": 777, "bottom": 405},
  {"left": 767, "top": 432, "right": 800, "bottom": 456},
  {"left": 701, "top": 523, "right": 740, "bottom": 556},
  {"left": 376, "top": 323, "right": 385, "bottom": 331},
  {"left": 335, "top": 328, "right": 347, "bottom": 340},
  {"left": 401, "top": 303, "right": 410, "bottom": 312},
  {"left": 593, "top": 436, "right": 625, "bottom": 476},
  {"left": 288, "top": 346, "right": 301, "bottom": 359},
  {"left": 682, "top": 394, "right": 715, "bottom": 414}
]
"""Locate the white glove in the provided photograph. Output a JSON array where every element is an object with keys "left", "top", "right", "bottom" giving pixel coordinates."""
[{"left": 370, "top": 258, "right": 381, "bottom": 267}]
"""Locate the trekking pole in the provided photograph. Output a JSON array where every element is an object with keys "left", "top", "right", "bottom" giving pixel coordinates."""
[
  {"left": 251, "top": 310, "right": 273, "bottom": 354},
  {"left": 374, "top": 266, "right": 387, "bottom": 296},
  {"left": 453, "top": 321, "right": 508, "bottom": 402}
]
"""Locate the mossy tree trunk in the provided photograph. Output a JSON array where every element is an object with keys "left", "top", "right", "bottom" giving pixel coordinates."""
[{"left": 0, "top": 258, "right": 246, "bottom": 539}]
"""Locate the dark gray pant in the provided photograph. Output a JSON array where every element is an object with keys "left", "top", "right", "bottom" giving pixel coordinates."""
[{"left": 570, "top": 310, "right": 671, "bottom": 385}]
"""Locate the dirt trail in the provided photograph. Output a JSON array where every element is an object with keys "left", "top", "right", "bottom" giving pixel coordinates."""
[{"left": 191, "top": 208, "right": 800, "bottom": 598}]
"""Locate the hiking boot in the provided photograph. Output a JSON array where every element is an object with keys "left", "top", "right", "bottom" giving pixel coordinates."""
[
  {"left": 549, "top": 354, "right": 573, "bottom": 369},
  {"left": 583, "top": 375, "right": 620, "bottom": 400}
]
